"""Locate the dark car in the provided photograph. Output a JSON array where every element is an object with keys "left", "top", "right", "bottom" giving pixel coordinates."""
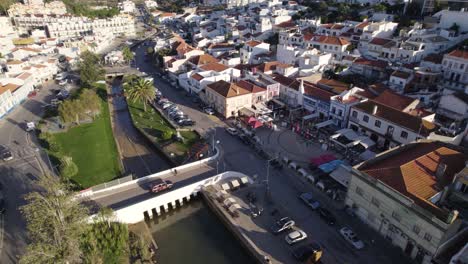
[
  {"left": 180, "top": 120, "right": 195, "bottom": 126},
  {"left": 238, "top": 134, "right": 251, "bottom": 145},
  {"left": 270, "top": 159, "right": 283, "bottom": 170},
  {"left": 292, "top": 242, "right": 323, "bottom": 261},
  {"left": 317, "top": 208, "right": 336, "bottom": 225}
]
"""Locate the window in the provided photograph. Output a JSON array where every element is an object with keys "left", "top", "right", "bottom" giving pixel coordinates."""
[
  {"left": 413, "top": 225, "right": 420, "bottom": 234},
  {"left": 392, "top": 211, "right": 401, "bottom": 222},
  {"left": 332, "top": 107, "right": 336, "bottom": 114},
  {"left": 352, "top": 111, "right": 357, "bottom": 118},
  {"left": 387, "top": 126, "right": 394, "bottom": 136},
  {"left": 461, "top": 64, "right": 465, "bottom": 70},
  {"left": 424, "top": 233, "right": 432, "bottom": 242},
  {"left": 356, "top": 186, "right": 364, "bottom": 196},
  {"left": 363, "top": 115, "right": 369, "bottom": 123},
  {"left": 401, "top": 131, "right": 408, "bottom": 139},
  {"left": 371, "top": 197, "right": 380, "bottom": 208},
  {"left": 375, "top": 120, "right": 381, "bottom": 128}
]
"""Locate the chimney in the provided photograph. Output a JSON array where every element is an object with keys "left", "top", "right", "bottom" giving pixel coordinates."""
[
  {"left": 372, "top": 105, "right": 378, "bottom": 115},
  {"left": 436, "top": 163, "right": 447, "bottom": 180}
]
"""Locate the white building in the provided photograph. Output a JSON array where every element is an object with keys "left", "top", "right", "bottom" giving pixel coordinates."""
[
  {"left": 345, "top": 141, "right": 465, "bottom": 264},
  {"left": 118, "top": 0, "right": 136, "bottom": 14},
  {"left": 240, "top": 40, "right": 270, "bottom": 64},
  {"left": 433, "top": 9, "right": 468, "bottom": 33},
  {"left": 144, "top": 0, "right": 159, "bottom": 9},
  {"left": 329, "top": 87, "right": 366, "bottom": 128},
  {"left": 308, "top": 35, "right": 350, "bottom": 61},
  {"left": 441, "top": 50, "right": 468, "bottom": 92}
]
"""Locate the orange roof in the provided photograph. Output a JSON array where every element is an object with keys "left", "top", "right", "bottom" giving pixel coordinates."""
[
  {"left": 191, "top": 73, "right": 204, "bottom": 81},
  {"left": 33, "top": 64, "right": 47, "bottom": 68},
  {"left": 245, "top": 40, "right": 262, "bottom": 47},
  {"left": 313, "top": 35, "right": 350, "bottom": 46},
  {"left": 317, "top": 79, "right": 349, "bottom": 94},
  {"left": 236, "top": 80, "right": 266, "bottom": 93},
  {"left": 200, "top": 62, "right": 228, "bottom": 72},
  {"left": 160, "top": 12, "right": 176, "bottom": 17},
  {"left": 275, "top": 20, "right": 296, "bottom": 29},
  {"left": 355, "top": 21, "right": 370, "bottom": 29},
  {"left": 0, "top": 83, "right": 18, "bottom": 95},
  {"left": 447, "top": 49, "right": 468, "bottom": 60},
  {"left": 391, "top": 70, "right": 411, "bottom": 79},
  {"left": 20, "top": 47, "right": 41, "bottom": 52},
  {"left": 206, "top": 80, "right": 251, "bottom": 98},
  {"left": 17, "top": 72, "right": 32, "bottom": 80},
  {"left": 258, "top": 61, "right": 290, "bottom": 73},
  {"left": 6, "top": 60, "right": 23, "bottom": 65},
  {"left": 373, "top": 89, "right": 416, "bottom": 111},
  {"left": 358, "top": 142, "right": 466, "bottom": 220},
  {"left": 188, "top": 54, "right": 219, "bottom": 65}
]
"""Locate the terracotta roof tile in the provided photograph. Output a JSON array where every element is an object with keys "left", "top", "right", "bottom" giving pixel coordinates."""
[
  {"left": 245, "top": 40, "right": 262, "bottom": 47},
  {"left": 199, "top": 62, "right": 228, "bottom": 72},
  {"left": 369, "top": 37, "right": 393, "bottom": 46},
  {"left": 373, "top": 89, "right": 416, "bottom": 111},
  {"left": 188, "top": 54, "right": 219, "bottom": 65},
  {"left": 353, "top": 58, "right": 388, "bottom": 69},
  {"left": 236, "top": 80, "right": 266, "bottom": 93},
  {"left": 353, "top": 100, "right": 437, "bottom": 136},
  {"left": 391, "top": 70, "right": 411, "bottom": 79},
  {"left": 191, "top": 73, "right": 204, "bottom": 81},
  {"left": 317, "top": 79, "right": 349, "bottom": 94},
  {"left": 312, "top": 35, "right": 350, "bottom": 46},
  {"left": 446, "top": 49, "right": 468, "bottom": 60},
  {"left": 206, "top": 80, "right": 250, "bottom": 98},
  {"left": 358, "top": 142, "right": 466, "bottom": 220}
]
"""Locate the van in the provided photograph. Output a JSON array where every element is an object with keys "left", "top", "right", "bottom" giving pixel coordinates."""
[
  {"left": 306, "top": 174, "right": 317, "bottom": 184},
  {"left": 298, "top": 168, "right": 309, "bottom": 178},
  {"left": 289, "top": 162, "right": 300, "bottom": 171}
]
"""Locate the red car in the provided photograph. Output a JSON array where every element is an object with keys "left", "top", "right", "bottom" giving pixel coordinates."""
[
  {"left": 27, "top": 91, "right": 37, "bottom": 98},
  {"left": 148, "top": 179, "right": 173, "bottom": 194}
]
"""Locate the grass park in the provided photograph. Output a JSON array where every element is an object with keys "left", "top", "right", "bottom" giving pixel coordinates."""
[
  {"left": 44, "top": 84, "right": 122, "bottom": 189},
  {"left": 126, "top": 99, "right": 201, "bottom": 163}
]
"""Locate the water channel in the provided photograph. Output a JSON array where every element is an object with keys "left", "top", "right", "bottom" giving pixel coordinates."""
[{"left": 146, "top": 198, "right": 255, "bottom": 264}]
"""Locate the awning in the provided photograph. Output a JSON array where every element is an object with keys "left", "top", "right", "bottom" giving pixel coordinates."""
[
  {"left": 359, "top": 149, "right": 376, "bottom": 161},
  {"left": 250, "top": 120, "right": 263, "bottom": 129},
  {"left": 329, "top": 165, "right": 352, "bottom": 187},
  {"left": 319, "top": 159, "right": 343, "bottom": 173},
  {"left": 239, "top": 107, "right": 255, "bottom": 117},
  {"left": 302, "top": 112, "right": 320, "bottom": 121},
  {"left": 315, "top": 119, "right": 334, "bottom": 129}
]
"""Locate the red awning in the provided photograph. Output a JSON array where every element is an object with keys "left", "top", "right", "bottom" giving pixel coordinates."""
[{"left": 250, "top": 120, "right": 263, "bottom": 129}]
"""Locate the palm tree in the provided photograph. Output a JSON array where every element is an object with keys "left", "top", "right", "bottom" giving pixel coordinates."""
[{"left": 124, "top": 78, "right": 155, "bottom": 112}]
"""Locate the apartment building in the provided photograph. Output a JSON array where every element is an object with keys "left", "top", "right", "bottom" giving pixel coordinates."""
[
  {"left": 240, "top": 40, "right": 270, "bottom": 64},
  {"left": 441, "top": 50, "right": 468, "bottom": 92},
  {"left": 345, "top": 141, "right": 465, "bottom": 264},
  {"left": 46, "top": 15, "right": 136, "bottom": 40},
  {"left": 118, "top": 0, "right": 136, "bottom": 14},
  {"left": 308, "top": 35, "right": 350, "bottom": 61},
  {"left": 329, "top": 87, "right": 366, "bottom": 128},
  {"left": 203, "top": 80, "right": 267, "bottom": 118},
  {"left": 348, "top": 100, "right": 437, "bottom": 149}
]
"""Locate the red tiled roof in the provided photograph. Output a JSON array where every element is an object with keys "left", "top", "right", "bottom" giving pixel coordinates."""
[
  {"left": 0, "top": 83, "right": 19, "bottom": 94},
  {"left": 200, "top": 62, "right": 229, "bottom": 72},
  {"left": 446, "top": 49, "right": 468, "bottom": 60},
  {"left": 353, "top": 100, "right": 437, "bottom": 136},
  {"left": 236, "top": 80, "right": 266, "bottom": 93},
  {"left": 357, "top": 141, "right": 466, "bottom": 220},
  {"left": 191, "top": 73, "right": 204, "bottom": 81},
  {"left": 355, "top": 21, "right": 369, "bottom": 29},
  {"left": 353, "top": 58, "right": 388, "bottom": 69},
  {"left": 317, "top": 79, "right": 349, "bottom": 94},
  {"left": 312, "top": 35, "right": 350, "bottom": 46},
  {"left": 320, "top": 23, "right": 345, "bottom": 30},
  {"left": 257, "top": 61, "right": 290, "bottom": 73},
  {"left": 275, "top": 20, "right": 296, "bottom": 29},
  {"left": 206, "top": 80, "right": 250, "bottom": 98},
  {"left": 369, "top": 37, "right": 393, "bottom": 46},
  {"left": 188, "top": 54, "right": 219, "bottom": 65},
  {"left": 391, "top": 70, "right": 411, "bottom": 79},
  {"left": 245, "top": 40, "right": 262, "bottom": 47},
  {"left": 373, "top": 89, "right": 416, "bottom": 111},
  {"left": 422, "top": 53, "right": 443, "bottom": 64},
  {"left": 208, "top": 43, "right": 235, "bottom": 50}
]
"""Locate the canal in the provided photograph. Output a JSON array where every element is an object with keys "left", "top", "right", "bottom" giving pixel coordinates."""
[{"left": 147, "top": 199, "right": 255, "bottom": 264}]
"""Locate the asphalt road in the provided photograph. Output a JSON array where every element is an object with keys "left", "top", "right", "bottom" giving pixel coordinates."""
[{"left": 0, "top": 82, "right": 57, "bottom": 264}]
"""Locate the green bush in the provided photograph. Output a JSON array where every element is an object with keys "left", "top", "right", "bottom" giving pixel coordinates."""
[
  {"left": 162, "top": 130, "right": 173, "bottom": 140},
  {"left": 49, "top": 140, "right": 62, "bottom": 153},
  {"left": 60, "top": 156, "right": 79, "bottom": 179}
]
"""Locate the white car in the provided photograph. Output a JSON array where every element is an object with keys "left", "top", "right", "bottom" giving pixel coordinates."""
[
  {"left": 225, "top": 127, "right": 238, "bottom": 136},
  {"left": 58, "top": 79, "right": 68, "bottom": 86},
  {"left": 339, "top": 227, "right": 365, "bottom": 250},
  {"left": 162, "top": 103, "right": 173, "bottom": 110},
  {"left": 204, "top": 107, "right": 215, "bottom": 115},
  {"left": 285, "top": 229, "right": 307, "bottom": 245}
]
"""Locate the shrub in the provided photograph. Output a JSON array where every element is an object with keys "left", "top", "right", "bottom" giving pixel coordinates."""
[{"left": 60, "top": 156, "right": 79, "bottom": 179}]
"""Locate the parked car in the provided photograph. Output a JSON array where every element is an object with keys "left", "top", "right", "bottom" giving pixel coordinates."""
[
  {"left": 269, "top": 159, "right": 283, "bottom": 170},
  {"left": 148, "top": 179, "right": 173, "bottom": 194},
  {"left": 317, "top": 208, "right": 336, "bottom": 225},
  {"left": 299, "top": 192, "right": 320, "bottom": 210},
  {"left": 225, "top": 127, "right": 238, "bottom": 136},
  {"left": 180, "top": 119, "right": 195, "bottom": 126},
  {"left": 285, "top": 229, "right": 307, "bottom": 245},
  {"left": 162, "top": 103, "right": 173, "bottom": 110},
  {"left": 292, "top": 242, "right": 323, "bottom": 262},
  {"left": 238, "top": 134, "right": 251, "bottom": 145},
  {"left": 204, "top": 107, "right": 215, "bottom": 115},
  {"left": 271, "top": 217, "right": 295, "bottom": 234},
  {"left": 174, "top": 115, "right": 188, "bottom": 122},
  {"left": 166, "top": 105, "right": 178, "bottom": 112},
  {"left": 58, "top": 79, "right": 68, "bottom": 86},
  {"left": 339, "top": 227, "right": 365, "bottom": 250},
  {"left": 0, "top": 145, "right": 13, "bottom": 161},
  {"left": 249, "top": 203, "right": 263, "bottom": 218}
]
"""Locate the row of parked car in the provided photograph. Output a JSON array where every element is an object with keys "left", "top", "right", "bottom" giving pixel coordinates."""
[
  {"left": 225, "top": 127, "right": 273, "bottom": 160},
  {"left": 155, "top": 95, "right": 195, "bottom": 127}
]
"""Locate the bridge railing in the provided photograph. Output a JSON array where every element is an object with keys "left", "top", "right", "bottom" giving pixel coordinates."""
[{"left": 76, "top": 146, "right": 221, "bottom": 199}]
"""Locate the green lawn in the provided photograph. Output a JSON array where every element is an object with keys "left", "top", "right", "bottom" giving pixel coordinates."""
[
  {"left": 52, "top": 85, "right": 121, "bottom": 188},
  {"left": 127, "top": 99, "right": 200, "bottom": 158}
]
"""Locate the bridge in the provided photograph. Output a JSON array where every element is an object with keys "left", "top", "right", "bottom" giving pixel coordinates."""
[
  {"left": 104, "top": 66, "right": 142, "bottom": 78},
  {"left": 78, "top": 147, "right": 251, "bottom": 224}
]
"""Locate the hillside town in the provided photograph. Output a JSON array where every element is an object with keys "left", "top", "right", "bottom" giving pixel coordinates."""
[{"left": 0, "top": 0, "right": 467, "bottom": 264}]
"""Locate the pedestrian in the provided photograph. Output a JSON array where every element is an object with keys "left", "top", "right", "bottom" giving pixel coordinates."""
[{"left": 174, "top": 169, "right": 177, "bottom": 175}]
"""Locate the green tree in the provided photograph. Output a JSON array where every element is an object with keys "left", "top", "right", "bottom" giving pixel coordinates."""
[
  {"left": 123, "top": 46, "right": 134, "bottom": 64},
  {"left": 0, "top": 0, "right": 14, "bottom": 15},
  {"left": 20, "top": 174, "right": 89, "bottom": 264},
  {"left": 81, "top": 208, "right": 129, "bottom": 264},
  {"left": 60, "top": 155, "right": 79, "bottom": 179},
  {"left": 78, "top": 51, "right": 104, "bottom": 87},
  {"left": 146, "top": 47, "right": 154, "bottom": 55},
  {"left": 124, "top": 78, "right": 155, "bottom": 112},
  {"left": 129, "top": 233, "right": 152, "bottom": 263},
  {"left": 373, "top": 3, "right": 387, "bottom": 12},
  {"left": 79, "top": 89, "right": 101, "bottom": 118}
]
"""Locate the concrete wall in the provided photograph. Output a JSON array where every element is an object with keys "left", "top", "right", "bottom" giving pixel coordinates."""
[{"left": 96, "top": 171, "right": 252, "bottom": 224}]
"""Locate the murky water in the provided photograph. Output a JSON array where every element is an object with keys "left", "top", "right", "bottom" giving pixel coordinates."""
[{"left": 148, "top": 199, "right": 255, "bottom": 264}]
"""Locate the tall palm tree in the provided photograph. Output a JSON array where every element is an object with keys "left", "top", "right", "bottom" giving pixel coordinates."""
[{"left": 124, "top": 78, "right": 155, "bottom": 112}]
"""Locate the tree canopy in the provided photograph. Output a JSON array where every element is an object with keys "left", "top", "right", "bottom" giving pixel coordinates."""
[
  {"left": 20, "top": 174, "right": 89, "bottom": 264},
  {"left": 78, "top": 51, "right": 104, "bottom": 87},
  {"left": 124, "top": 78, "right": 155, "bottom": 112},
  {"left": 0, "top": 0, "right": 14, "bottom": 15},
  {"left": 62, "top": 0, "right": 120, "bottom": 18},
  {"left": 58, "top": 89, "right": 101, "bottom": 125},
  {"left": 122, "top": 46, "right": 134, "bottom": 63}
]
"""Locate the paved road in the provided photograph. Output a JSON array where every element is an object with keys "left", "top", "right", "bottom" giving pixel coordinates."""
[
  {"left": 0, "top": 82, "right": 57, "bottom": 264},
  {"left": 109, "top": 78, "right": 171, "bottom": 178}
]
